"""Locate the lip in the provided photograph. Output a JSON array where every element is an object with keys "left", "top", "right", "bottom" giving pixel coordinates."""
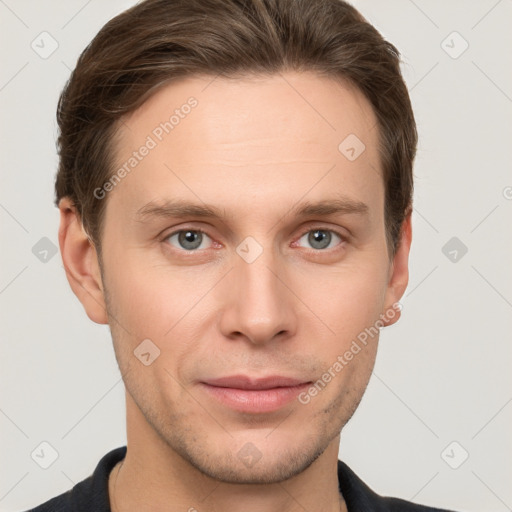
[{"left": 200, "top": 375, "right": 311, "bottom": 414}]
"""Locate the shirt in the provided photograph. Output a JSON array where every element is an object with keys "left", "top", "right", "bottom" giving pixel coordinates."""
[{"left": 24, "top": 446, "right": 457, "bottom": 511}]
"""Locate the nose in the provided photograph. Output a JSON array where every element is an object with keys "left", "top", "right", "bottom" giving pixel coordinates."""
[{"left": 217, "top": 244, "right": 298, "bottom": 346}]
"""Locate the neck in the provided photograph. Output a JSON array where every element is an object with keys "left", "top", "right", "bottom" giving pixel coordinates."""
[{"left": 109, "top": 392, "right": 347, "bottom": 512}]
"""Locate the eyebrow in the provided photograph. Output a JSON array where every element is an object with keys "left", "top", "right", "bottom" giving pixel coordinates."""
[{"left": 135, "top": 196, "right": 369, "bottom": 223}]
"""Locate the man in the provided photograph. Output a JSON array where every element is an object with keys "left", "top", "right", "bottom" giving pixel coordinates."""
[{"left": 26, "top": 0, "right": 458, "bottom": 510}]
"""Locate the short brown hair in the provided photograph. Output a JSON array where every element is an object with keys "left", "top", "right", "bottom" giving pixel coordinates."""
[{"left": 55, "top": 0, "right": 416, "bottom": 259}]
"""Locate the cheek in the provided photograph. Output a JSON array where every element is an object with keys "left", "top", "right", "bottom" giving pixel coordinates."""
[
  {"left": 296, "top": 262, "right": 388, "bottom": 340},
  {"left": 104, "top": 251, "right": 205, "bottom": 334},
  {"left": 103, "top": 251, "right": 223, "bottom": 378}
]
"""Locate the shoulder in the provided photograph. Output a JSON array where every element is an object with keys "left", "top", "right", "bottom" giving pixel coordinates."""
[
  {"left": 23, "top": 446, "right": 127, "bottom": 512},
  {"left": 337, "top": 460, "right": 459, "bottom": 512},
  {"left": 379, "top": 496, "right": 458, "bottom": 512}
]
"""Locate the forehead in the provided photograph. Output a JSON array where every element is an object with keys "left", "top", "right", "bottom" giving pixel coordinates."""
[
  {"left": 107, "top": 71, "right": 382, "bottom": 225},
  {"left": 122, "top": 71, "right": 378, "bottom": 155}
]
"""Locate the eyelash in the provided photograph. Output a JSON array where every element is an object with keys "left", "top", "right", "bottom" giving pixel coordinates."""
[{"left": 161, "top": 226, "right": 347, "bottom": 254}]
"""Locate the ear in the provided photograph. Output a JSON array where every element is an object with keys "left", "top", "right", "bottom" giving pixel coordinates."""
[
  {"left": 58, "top": 197, "right": 108, "bottom": 324},
  {"left": 381, "top": 209, "right": 412, "bottom": 327}
]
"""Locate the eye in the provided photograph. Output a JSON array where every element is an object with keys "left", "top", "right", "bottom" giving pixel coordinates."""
[
  {"left": 296, "top": 229, "right": 344, "bottom": 251},
  {"left": 165, "top": 229, "right": 213, "bottom": 251}
]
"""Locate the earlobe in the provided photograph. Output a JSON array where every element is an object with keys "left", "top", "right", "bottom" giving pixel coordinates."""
[
  {"left": 381, "top": 210, "right": 412, "bottom": 327},
  {"left": 58, "top": 197, "right": 108, "bottom": 325}
]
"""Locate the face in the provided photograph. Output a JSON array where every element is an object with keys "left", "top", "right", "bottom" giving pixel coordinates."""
[{"left": 81, "top": 72, "right": 409, "bottom": 484}]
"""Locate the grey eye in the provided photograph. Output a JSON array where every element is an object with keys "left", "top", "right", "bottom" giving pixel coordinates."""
[
  {"left": 167, "top": 230, "right": 211, "bottom": 251},
  {"left": 299, "top": 230, "right": 341, "bottom": 250}
]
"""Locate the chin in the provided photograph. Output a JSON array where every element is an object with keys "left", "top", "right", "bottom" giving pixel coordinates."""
[{"left": 175, "top": 441, "right": 327, "bottom": 485}]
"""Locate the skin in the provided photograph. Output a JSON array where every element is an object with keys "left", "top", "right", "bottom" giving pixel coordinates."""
[{"left": 59, "top": 71, "right": 412, "bottom": 512}]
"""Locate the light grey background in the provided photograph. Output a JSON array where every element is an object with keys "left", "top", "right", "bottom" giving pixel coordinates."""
[{"left": 1, "top": 1, "right": 511, "bottom": 511}]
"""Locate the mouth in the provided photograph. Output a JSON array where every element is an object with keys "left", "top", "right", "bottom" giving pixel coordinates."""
[{"left": 199, "top": 375, "right": 311, "bottom": 414}]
